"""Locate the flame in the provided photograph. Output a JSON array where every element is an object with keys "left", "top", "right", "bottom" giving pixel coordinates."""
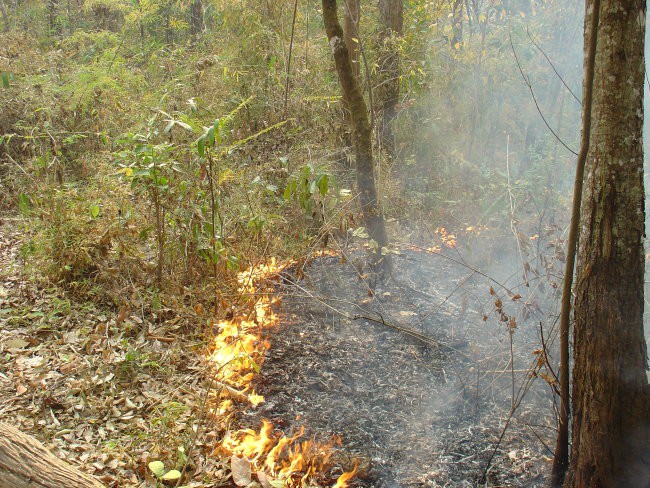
[
  {"left": 220, "top": 420, "right": 342, "bottom": 484},
  {"left": 208, "top": 258, "right": 356, "bottom": 487},
  {"left": 334, "top": 463, "right": 358, "bottom": 488},
  {"left": 435, "top": 226, "right": 457, "bottom": 248}
]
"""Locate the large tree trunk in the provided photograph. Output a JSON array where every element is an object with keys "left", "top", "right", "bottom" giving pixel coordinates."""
[
  {"left": 322, "top": 0, "right": 389, "bottom": 269},
  {"left": 0, "top": 423, "right": 106, "bottom": 488},
  {"left": 377, "top": 0, "right": 403, "bottom": 159},
  {"left": 565, "top": 0, "right": 650, "bottom": 486}
]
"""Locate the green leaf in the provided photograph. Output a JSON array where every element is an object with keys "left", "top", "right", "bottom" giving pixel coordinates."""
[
  {"left": 89, "top": 205, "right": 100, "bottom": 219},
  {"left": 148, "top": 461, "right": 165, "bottom": 478},
  {"left": 206, "top": 126, "right": 215, "bottom": 147},
  {"left": 162, "top": 469, "right": 182, "bottom": 481},
  {"left": 197, "top": 135, "right": 206, "bottom": 157},
  {"left": 316, "top": 174, "right": 329, "bottom": 196},
  {"left": 1, "top": 72, "right": 10, "bottom": 88},
  {"left": 18, "top": 193, "right": 30, "bottom": 215}
]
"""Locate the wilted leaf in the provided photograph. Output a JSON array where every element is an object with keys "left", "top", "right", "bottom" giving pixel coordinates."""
[{"left": 231, "top": 455, "right": 252, "bottom": 486}]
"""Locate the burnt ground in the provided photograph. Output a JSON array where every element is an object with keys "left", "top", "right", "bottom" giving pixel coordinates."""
[{"left": 250, "top": 248, "right": 558, "bottom": 487}]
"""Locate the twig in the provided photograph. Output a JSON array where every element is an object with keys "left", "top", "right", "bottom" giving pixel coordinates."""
[
  {"left": 283, "top": 0, "right": 299, "bottom": 117},
  {"left": 509, "top": 29, "right": 578, "bottom": 156},
  {"left": 526, "top": 26, "right": 581, "bottom": 105}
]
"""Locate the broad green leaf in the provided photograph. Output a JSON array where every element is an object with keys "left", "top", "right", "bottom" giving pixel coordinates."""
[
  {"left": 316, "top": 174, "right": 329, "bottom": 196},
  {"left": 1, "top": 72, "right": 9, "bottom": 88},
  {"left": 162, "top": 469, "right": 182, "bottom": 481},
  {"left": 148, "top": 461, "right": 165, "bottom": 478},
  {"left": 89, "top": 205, "right": 100, "bottom": 219},
  {"left": 206, "top": 126, "right": 215, "bottom": 147}
]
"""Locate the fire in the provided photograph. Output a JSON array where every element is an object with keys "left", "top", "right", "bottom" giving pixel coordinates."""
[
  {"left": 208, "top": 258, "right": 357, "bottom": 487},
  {"left": 333, "top": 463, "right": 358, "bottom": 488},
  {"left": 435, "top": 226, "right": 457, "bottom": 249}
]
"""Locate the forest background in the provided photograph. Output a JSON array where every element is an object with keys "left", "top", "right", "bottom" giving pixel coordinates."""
[{"left": 1, "top": 0, "right": 647, "bottom": 487}]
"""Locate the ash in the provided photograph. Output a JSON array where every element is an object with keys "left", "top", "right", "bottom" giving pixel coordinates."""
[{"left": 250, "top": 248, "right": 556, "bottom": 487}]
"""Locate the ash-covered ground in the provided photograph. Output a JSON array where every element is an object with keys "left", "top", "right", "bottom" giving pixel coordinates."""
[{"left": 249, "top": 248, "right": 557, "bottom": 487}]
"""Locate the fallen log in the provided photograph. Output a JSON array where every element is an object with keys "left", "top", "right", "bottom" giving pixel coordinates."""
[{"left": 0, "top": 423, "right": 105, "bottom": 488}]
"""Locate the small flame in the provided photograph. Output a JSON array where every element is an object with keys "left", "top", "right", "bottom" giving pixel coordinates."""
[
  {"left": 435, "top": 226, "right": 457, "bottom": 249},
  {"left": 333, "top": 464, "right": 358, "bottom": 488}
]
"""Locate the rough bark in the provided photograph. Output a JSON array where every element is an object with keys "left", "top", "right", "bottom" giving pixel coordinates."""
[
  {"left": 565, "top": 0, "right": 650, "bottom": 486},
  {"left": 0, "top": 423, "right": 106, "bottom": 488},
  {"left": 377, "top": 0, "right": 403, "bottom": 159},
  {"left": 343, "top": 0, "right": 360, "bottom": 79},
  {"left": 322, "top": 0, "right": 389, "bottom": 268}
]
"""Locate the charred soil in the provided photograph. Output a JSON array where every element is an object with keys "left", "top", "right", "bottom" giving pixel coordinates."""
[{"left": 250, "top": 248, "right": 555, "bottom": 487}]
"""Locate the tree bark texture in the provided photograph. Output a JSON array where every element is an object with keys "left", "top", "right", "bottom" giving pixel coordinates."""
[
  {"left": 566, "top": 1, "right": 650, "bottom": 486},
  {"left": 343, "top": 0, "right": 360, "bottom": 79},
  {"left": 322, "top": 0, "right": 389, "bottom": 264},
  {"left": 0, "top": 423, "right": 106, "bottom": 488},
  {"left": 377, "top": 0, "right": 403, "bottom": 158}
]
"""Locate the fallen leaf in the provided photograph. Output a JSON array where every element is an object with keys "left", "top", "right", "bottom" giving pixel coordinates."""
[
  {"left": 231, "top": 455, "right": 252, "bottom": 486},
  {"left": 5, "top": 338, "right": 29, "bottom": 349}
]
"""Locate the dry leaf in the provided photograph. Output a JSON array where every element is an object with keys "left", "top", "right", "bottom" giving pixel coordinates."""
[{"left": 231, "top": 455, "right": 252, "bottom": 486}]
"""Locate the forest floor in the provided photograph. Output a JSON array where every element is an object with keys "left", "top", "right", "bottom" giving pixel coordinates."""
[{"left": 0, "top": 216, "right": 556, "bottom": 487}]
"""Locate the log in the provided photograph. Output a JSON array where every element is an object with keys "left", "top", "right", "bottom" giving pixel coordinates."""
[{"left": 0, "top": 423, "right": 106, "bottom": 488}]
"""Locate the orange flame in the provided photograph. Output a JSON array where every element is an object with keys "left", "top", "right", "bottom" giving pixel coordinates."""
[
  {"left": 334, "top": 463, "right": 358, "bottom": 488},
  {"left": 208, "top": 258, "right": 356, "bottom": 487}
]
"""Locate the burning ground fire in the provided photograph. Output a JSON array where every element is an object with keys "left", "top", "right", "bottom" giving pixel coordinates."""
[{"left": 208, "top": 258, "right": 356, "bottom": 487}]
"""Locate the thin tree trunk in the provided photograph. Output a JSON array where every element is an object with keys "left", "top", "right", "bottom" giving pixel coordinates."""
[
  {"left": 377, "top": 0, "right": 403, "bottom": 159},
  {"left": 551, "top": 0, "right": 599, "bottom": 484},
  {"left": 565, "top": 0, "right": 650, "bottom": 486},
  {"left": 322, "top": 0, "right": 390, "bottom": 270},
  {"left": 190, "top": 0, "right": 203, "bottom": 39},
  {"left": 0, "top": 0, "right": 9, "bottom": 32}
]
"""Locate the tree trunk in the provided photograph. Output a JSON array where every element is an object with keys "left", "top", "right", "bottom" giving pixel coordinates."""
[
  {"left": 565, "top": 0, "right": 650, "bottom": 486},
  {"left": 343, "top": 0, "right": 360, "bottom": 79},
  {"left": 190, "top": 0, "right": 203, "bottom": 39},
  {"left": 322, "top": 0, "right": 389, "bottom": 269},
  {"left": 0, "top": 423, "right": 106, "bottom": 488},
  {"left": 377, "top": 0, "right": 403, "bottom": 159},
  {"left": 0, "top": 0, "right": 9, "bottom": 32}
]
